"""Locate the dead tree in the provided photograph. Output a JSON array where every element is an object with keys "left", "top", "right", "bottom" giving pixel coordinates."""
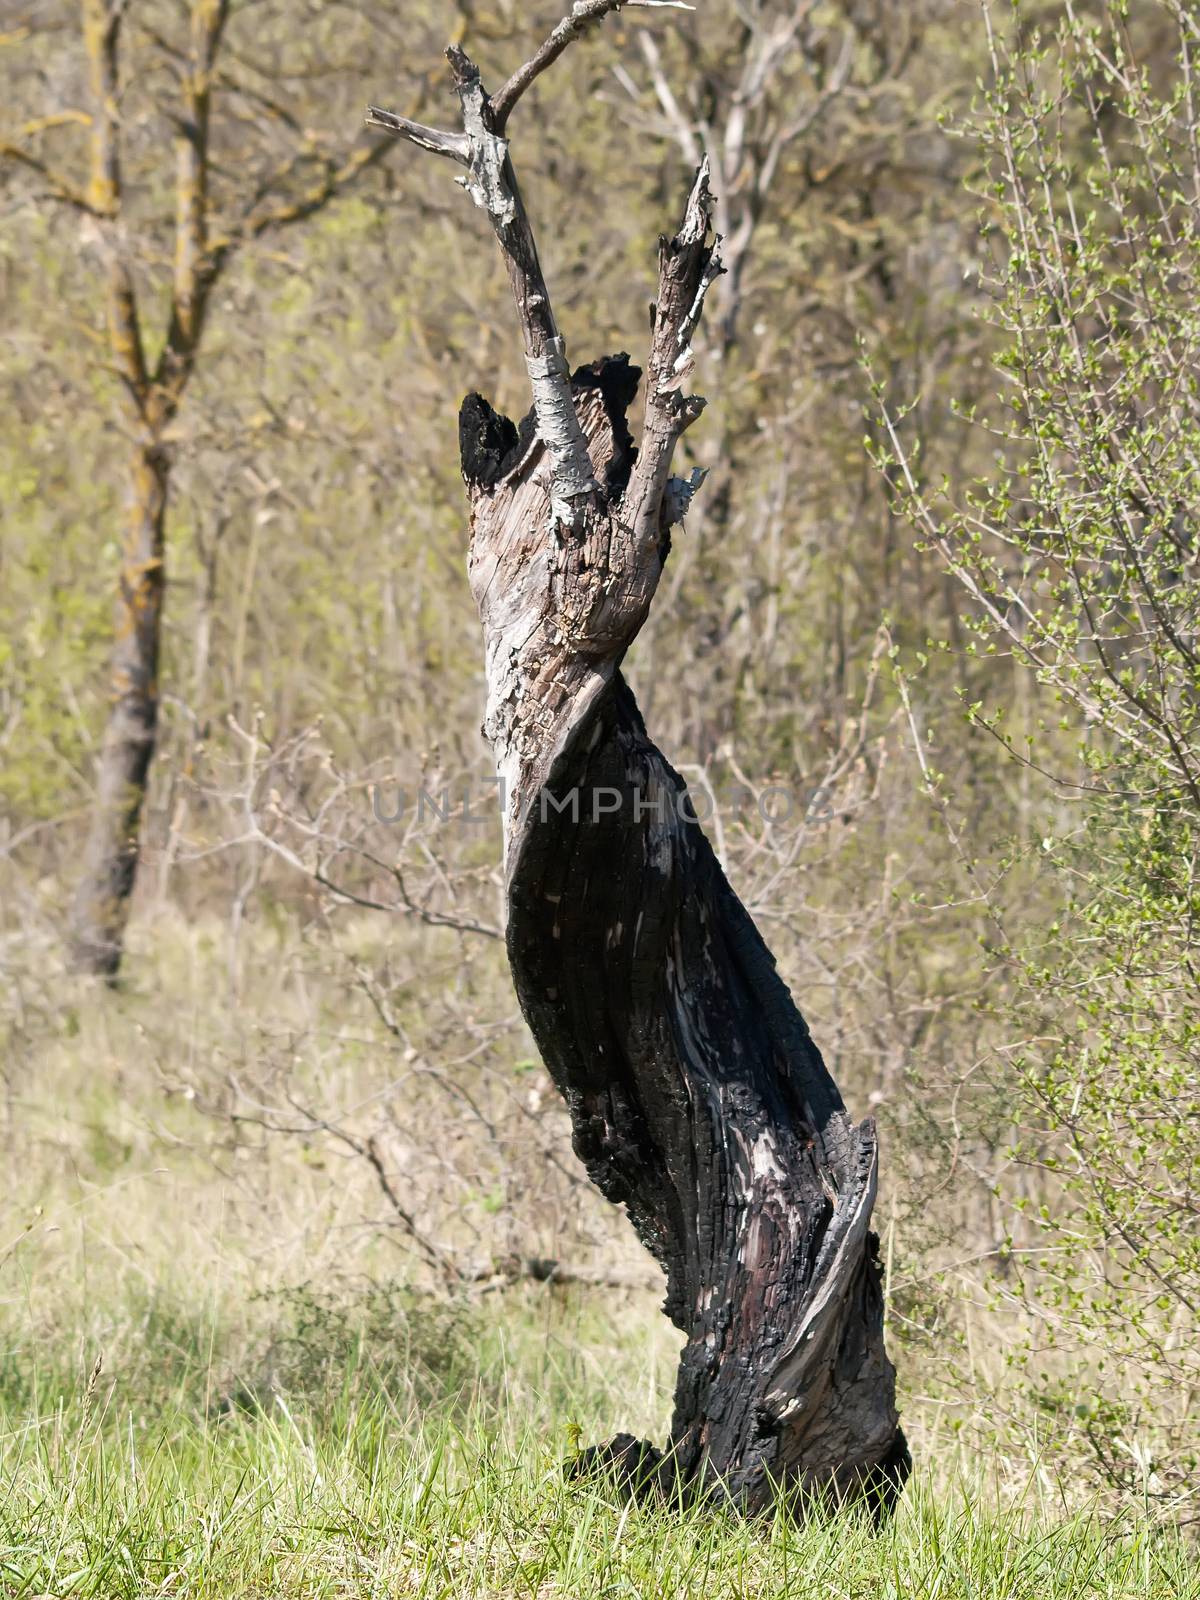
[{"left": 369, "top": 0, "right": 909, "bottom": 1516}]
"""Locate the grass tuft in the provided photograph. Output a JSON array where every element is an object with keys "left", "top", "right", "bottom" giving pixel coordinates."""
[{"left": 0, "top": 1282, "right": 1195, "bottom": 1599}]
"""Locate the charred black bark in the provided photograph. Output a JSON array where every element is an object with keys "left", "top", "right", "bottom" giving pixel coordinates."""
[
  {"left": 462, "top": 379, "right": 907, "bottom": 1514},
  {"left": 370, "top": 6, "right": 909, "bottom": 1518}
]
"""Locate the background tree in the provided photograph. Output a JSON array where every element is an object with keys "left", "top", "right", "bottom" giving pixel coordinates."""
[{"left": 1, "top": 0, "right": 388, "bottom": 976}]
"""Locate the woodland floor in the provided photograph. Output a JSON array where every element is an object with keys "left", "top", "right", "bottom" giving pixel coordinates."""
[
  {"left": 0, "top": 1281, "right": 1196, "bottom": 1599},
  {"left": 0, "top": 917, "right": 1197, "bottom": 1598}
]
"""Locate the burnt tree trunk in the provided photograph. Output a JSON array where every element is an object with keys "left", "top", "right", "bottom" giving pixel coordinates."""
[
  {"left": 370, "top": 3, "right": 909, "bottom": 1518},
  {"left": 71, "top": 438, "right": 169, "bottom": 976}
]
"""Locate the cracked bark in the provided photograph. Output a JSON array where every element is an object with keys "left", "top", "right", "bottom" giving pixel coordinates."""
[{"left": 371, "top": 11, "right": 909, "bottom": 1518}]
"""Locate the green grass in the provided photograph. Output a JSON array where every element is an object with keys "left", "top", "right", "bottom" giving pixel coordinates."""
[
  {"left": 0, "top": 1283, "right": 1195, "bottom": 1600},
  {"left": 0, "top": 929, "right": 1195, "bottom": 1596}
]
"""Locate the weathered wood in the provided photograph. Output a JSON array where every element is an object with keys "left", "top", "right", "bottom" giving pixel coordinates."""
[{"left": 370, "top": 13, "right": 909, "bottom": 1518}]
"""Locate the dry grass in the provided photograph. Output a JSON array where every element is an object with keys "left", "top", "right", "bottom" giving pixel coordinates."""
[{"left": 0, "top": 910, "right": 1196, "bottom": 1596}]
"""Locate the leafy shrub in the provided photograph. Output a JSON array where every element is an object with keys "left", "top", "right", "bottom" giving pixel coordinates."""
[{"left": 877, "top": 0, "right": 1200, "bottom": 1513}]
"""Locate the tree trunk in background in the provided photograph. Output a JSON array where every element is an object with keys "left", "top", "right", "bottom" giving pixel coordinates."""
[
  {"left": 40, "top": 0, "right": 385, "bottom": 977},
  {"left": 71, "top": 442, "right": 168, "bottom": 976}
]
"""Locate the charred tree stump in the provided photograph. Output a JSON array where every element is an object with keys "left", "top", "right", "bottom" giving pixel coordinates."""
[{"left": 370, "top": 1, "right": 909, "bottom": 1519}]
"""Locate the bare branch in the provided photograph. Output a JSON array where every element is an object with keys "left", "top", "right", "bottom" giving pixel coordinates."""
[
  {"left": 372, "top": 7, "right": 708, "bottom": 525},
  {"left": 489, "top": 0, "right": 624, "bottom": 133},
  {"left": 156, "top": 0, "right": 232, "bottom": 398},
  {"left": 466, "top": 1256, "right": 662, "bottom": 1292},
  {"left": 0, "top": 138, "right": 95, "bottom": 213},
  {"left": 365, "top": 105, "right": 469, "bottom": 163},
  {"left": 444, "top": 44, "right": 597, "bottom": 525},
  {"left": 622, "top": 158, "right": 723, "bottom": 542},
  {"left": 490, "top": 0, "right": 691, "bottom": 134},
  {"left": 231, "top": 1091, "right": 459, "bottom": 1280},
  {"left": 757, "top": 25, "right": 855, "bottom": 197},
  {"left": 81, "top": 0, "right": 148, "bottom": 404},
  {"left": 243, "top": 139, "right": 391, "bottom": 240},
  {"left": 637, "top": 31, "right": 702, "bottom": 167}
]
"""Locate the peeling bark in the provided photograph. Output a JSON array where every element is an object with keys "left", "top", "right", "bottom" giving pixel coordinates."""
[
  {"left": 465, "top": 341, "right": 908, "bottom": 1513},
  {"left": 370, "top": 12, "right": 909, "bottom": 1518}
]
